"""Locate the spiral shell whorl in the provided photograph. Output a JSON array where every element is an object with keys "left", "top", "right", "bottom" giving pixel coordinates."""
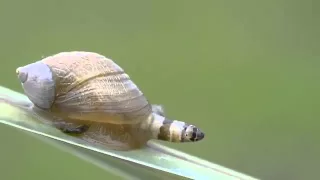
[
  {"left": 41, "top": 51, "right": 152, "bottom": 124},
  {"left": 42, "top": 52, "right": 124, "bottom": 95}
]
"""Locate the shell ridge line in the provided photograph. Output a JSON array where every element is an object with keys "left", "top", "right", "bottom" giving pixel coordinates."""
[{"left": 63, "top": 71, "right": 124, "bottom": 96}]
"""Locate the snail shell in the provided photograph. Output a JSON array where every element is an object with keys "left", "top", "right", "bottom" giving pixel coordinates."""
[
  {"left": 16, "top": 51, "right": 205, "bottom": 150},
  {"left": 17, "top": 52, "right": 151, "bottom": 125}
]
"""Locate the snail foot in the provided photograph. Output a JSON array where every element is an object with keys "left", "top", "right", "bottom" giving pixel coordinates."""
[{"left": 53, "top": 121, "right": 90, "bottom": 135}]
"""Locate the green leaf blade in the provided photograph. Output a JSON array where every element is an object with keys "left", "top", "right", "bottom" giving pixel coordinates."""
[{"left": 0, "top": 86, "right": 258, "bottom": 180}]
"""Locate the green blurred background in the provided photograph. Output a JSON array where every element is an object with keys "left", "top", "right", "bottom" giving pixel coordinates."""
[{"left": 0, "top": 0, "right": 317, "bottom": 179}]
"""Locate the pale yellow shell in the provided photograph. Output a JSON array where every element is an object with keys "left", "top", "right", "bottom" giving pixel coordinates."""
[{"left": 41, "top": 51, "right": 152, "bottom": 125}]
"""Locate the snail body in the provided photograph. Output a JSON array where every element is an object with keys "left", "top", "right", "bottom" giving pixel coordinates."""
[{"left": 16, "top": 51, "right": 205, "bottom": 150}]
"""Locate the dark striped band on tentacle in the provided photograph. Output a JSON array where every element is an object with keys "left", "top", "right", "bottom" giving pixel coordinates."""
[
  {"left": 180, "top": 124, "right": 189, "bottom": 142},
  {"left": 190, "top": 127, "right": 198, "bottom": 141},
  {"left": 157, "top": 117, "right": 173, "bottom": 141},
  {"left": 163, "top": 117, "right": 172, "bottom": 125}
]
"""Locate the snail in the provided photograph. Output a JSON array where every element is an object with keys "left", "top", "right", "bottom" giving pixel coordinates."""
[{"left": 15, "top": 51, "right": 205, "bottom": 150}]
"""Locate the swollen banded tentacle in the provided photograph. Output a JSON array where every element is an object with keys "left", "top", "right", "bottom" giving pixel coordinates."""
[{"left": 140, "top": 113, "right": 205, "bottom": 143}]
